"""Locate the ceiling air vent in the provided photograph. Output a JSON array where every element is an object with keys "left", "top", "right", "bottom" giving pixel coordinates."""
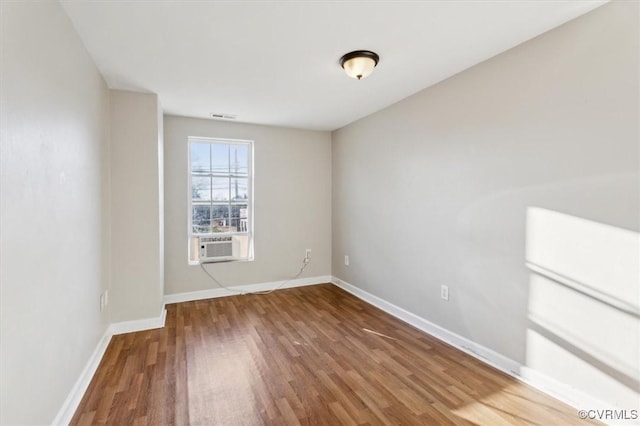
[{"left": 210, "top": 113, "right": 237, "bottom": 120}]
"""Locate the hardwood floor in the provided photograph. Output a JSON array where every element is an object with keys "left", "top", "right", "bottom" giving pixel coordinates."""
[{"left": 72, "top": 284, "right": 595, "bottom": 425}]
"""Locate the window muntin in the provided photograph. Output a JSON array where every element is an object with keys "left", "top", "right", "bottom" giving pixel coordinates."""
[{"left": 188, "top": 138, "right": 253, "bottom": 263}]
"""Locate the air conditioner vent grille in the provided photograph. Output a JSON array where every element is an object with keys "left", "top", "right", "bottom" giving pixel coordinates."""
[
  {"left": 200, "top": 236, "right": 232, "bottom": 244},
  {"left": 205, "top": 241, "right": 232, "bottom": 258},
  {"left": 199, "top": 236, "right": 236, "bottom": 262}
]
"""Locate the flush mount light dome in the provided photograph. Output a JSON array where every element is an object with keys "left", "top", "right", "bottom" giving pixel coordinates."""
[{"left": 339, "top": 50, "right": 380, "bottom": 80}]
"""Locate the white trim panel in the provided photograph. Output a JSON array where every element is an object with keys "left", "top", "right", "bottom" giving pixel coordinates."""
[
  {"left": 52, "top": 306, "right": 167, "bottom": 424},
  {"left": 52, "top": 329, "right": 112, "bottom": 426},
  {"left": 330, "top": 276, "right": 613, "bottom": 420},
  {"left": 164, "top": 275, "right": 332, "bottom": 304},
  {"left": 109, "top": 307, "right": 167, "bottom": 335}
]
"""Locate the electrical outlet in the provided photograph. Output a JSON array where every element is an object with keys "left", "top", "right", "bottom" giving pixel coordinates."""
[
  {"left": 441, "top": 285, "right": 449, "bottom": 301},
  {"left": 344, "top": 255, "right": 350, "bottom": 266},
  {"left": 305, "top": 249, "right": 312, "bottom": 259},
  {"left": 100, "top": 290, "right": 109, "bottom": 312}
]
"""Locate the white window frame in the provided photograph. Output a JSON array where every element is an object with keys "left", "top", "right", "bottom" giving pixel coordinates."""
[{"left": 187, "top": 137, "right": 254, "bottom": 264}]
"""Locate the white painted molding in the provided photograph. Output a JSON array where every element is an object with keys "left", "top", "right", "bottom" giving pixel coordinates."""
[
  {"left": 52, "top": 329, "right": 112, "bottom": 426},
  {"left": 330, "top": 277, "right": 520, "bottom": 373},
  {"left": 518, "top": 366, "right": 610, "bottom": 412},
  {"left": 164, "top": 275, "right": 332, "bottom": 304},
  {"left": 52, "top": 306, "right": 167, "bottom": 424},
  {"left": 109, "top": 307, "right": 167, "bottom": 335},
  {"left": 330, "top": 276, "right": 615, "bottom": 419},
  {"left": 55, "top": 278, "right": 618, "bottom": 425}
]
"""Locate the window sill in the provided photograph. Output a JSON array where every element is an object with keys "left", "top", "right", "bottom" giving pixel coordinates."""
[{"left": 188, "top": 257, "right": 254, "bottom": 266}]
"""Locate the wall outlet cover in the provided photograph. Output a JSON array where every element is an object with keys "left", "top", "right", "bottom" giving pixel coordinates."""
[{"left": 441, "top": 285, "right": 449, "bottom": 301}]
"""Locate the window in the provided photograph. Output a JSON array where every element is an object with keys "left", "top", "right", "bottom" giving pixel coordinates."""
[{"left": 188, "top": 137, "right": 253, "bottom": 263}]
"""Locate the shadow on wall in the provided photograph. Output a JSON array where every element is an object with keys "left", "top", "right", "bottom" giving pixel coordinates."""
[{"left": 525, "top": 207, "right": 640, "bottom": 409}]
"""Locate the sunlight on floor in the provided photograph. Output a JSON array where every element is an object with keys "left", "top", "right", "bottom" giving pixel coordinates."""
[
  {"left": 452, "top": 382, "right": 572, "bottom": 425},
  {"left": 188, "top": 337, "right": 263, "bottom": 424},
  {"left": 362, "top": 327, "right": 398, "bottom": 340}
]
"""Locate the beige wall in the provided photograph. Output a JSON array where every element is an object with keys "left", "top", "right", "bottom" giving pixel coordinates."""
[
  {"left": 110, "top": 91, "right": 164, "bottom": 322},
  {"left": 0, "top": 1, "right": 110, "bottom": 423},
  {"left": 332, "top": 1, "right": 638, "bottom": 409},
  {"left": 164, "top": 116, "right": 331, "bottom": 295}
]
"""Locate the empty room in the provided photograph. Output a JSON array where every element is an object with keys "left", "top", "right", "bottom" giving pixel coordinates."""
[{"left": 1, "top": 0, "right": 638, "bottom": 425}]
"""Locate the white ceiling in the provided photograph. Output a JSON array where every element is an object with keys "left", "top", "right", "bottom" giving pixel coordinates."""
[{"left": 61, "top": 1, "right": 607, "bottom": 131}]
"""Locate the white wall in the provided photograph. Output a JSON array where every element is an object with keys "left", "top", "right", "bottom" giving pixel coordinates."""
[
  {"left": 158, "top": 100, "right": 165, "bottom": 305},
  {"left": 110, "top": 91, "right": 164, "bottom": 322},
  {"left": 164, "top": 116, "right": 331, "bottom": 295},
  {"left": 332, "top": 0, "right": 638, "bottom": 410},
  {"left": 0, "top": 1, "right": 110, "bottom": 424}
]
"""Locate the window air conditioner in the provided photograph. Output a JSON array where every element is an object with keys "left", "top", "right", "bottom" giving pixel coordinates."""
[{"left": 199, "top": 236, "right": 238, "bottom": 262}]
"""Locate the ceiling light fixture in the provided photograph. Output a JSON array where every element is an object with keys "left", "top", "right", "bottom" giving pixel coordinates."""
[{"left": 339, "top": 50, "right": 380, "bottom": 80}]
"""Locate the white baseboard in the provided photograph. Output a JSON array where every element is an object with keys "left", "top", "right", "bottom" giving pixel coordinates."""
[
  {"left": 330, "top": 276, "right": 614, "bottom": 419},
  {"left": 109, "top": 307, "right": 167, "bottom": 335},
  {"left": 330, "top": 277, "right": 520, "bottom": 373},
  {"left": 517, "top": 366, "right": 609, "bottom": 411},
  {"left": 55, "top": 278, "right": 618, "bottom": 425},
  {"left": 164, "top": 275, "right": 332, "bottom": 304},
  {"left": 52, "top": 329, "right": 112, "bottom": 426},
  {"left": 52, "top": 307, "right": 167, "bottom": 425},
  {"left": 52, "top": 274, "right": 328, "bottom": 425}
]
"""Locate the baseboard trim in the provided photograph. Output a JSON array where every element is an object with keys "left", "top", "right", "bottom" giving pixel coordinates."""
[
  {"left": 330, "top": 276, "right": 611, "bottom": 417},
  {"left": 52, "top": 307, "right": 167, "bottom": 425},
  {"left": 52, "top": 274, "right": 331, "bottom": 425},
  {"left": 109, "top": 307, "right": 167, "bottom": 335},
  {"left": 164, "top": 275, "right": 332, "bottom": 305},
  {"left": 55, "top": 278, "right": 616, "bottom": 425},
  {"left": 52, "top": 328, "right": 112, "bottom": 426}
]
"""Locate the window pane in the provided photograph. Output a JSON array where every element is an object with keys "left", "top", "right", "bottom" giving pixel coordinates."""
[
  {"left": 191, "top": 143, "right": 210, "bottom": 172},
  {"left": 230, "top": 144, "right": 249, "bottom": 175},
  {"left": 230, "top": 177, "right": 248, "bottom": 201},
  {"left": 231, "top": 204, "right": 248, "bottom": 232},
  {"left": 189, "top": 139, "right": 253, "bottom": 262},
  {"left": 211, "top": 177, "right": 229, "bottom": 201},
  {"left": 192, "top": 205, "right": 211, "bottom": 234},
  {"left": 211, "top": 144, "right": 229, "bottom": 174},
  {"left": 231, "top": 204, "right": 248, "bottom": 219},
  {"left": 211, "top": 204, "right": 230, "bottom": 233},
  {"left": 191, "top": 176, "right": 211, "bottom": 201}
]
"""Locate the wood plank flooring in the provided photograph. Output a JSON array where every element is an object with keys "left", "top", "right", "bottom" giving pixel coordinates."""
[{"left": 71, "top": 284, "right": 596, "bottom": 425}]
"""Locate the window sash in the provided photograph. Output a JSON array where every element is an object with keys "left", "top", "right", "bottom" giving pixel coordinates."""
[{"left": 188, "top": 138, "right": 253, "bottom": 241}]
